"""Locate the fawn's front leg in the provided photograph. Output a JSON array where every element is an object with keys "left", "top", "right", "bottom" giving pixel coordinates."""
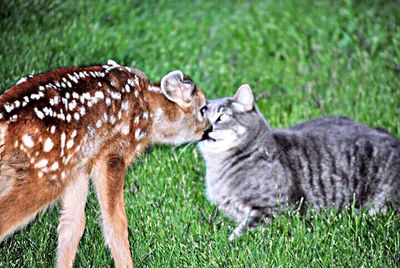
[
  {"left": 91, "top": 154, "right": 133, "bottom": 268},
  {"left": 57, "top": 171, "right": 89, "bottom": 268}
]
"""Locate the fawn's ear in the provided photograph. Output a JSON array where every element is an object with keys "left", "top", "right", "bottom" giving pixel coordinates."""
[
  {"left": 233, "top": 84, "right": 254, "bottom": 112},
  {"left": 161, "top": 70, "right": 194, "bottom": 107}
]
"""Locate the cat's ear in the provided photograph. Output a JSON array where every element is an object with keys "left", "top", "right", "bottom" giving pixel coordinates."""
[
  {"left": 161, "top": 70, "right": 194, "bottom": 108},
  {"left": 233, "top": 84, "right": 254, "bottom": 112}
]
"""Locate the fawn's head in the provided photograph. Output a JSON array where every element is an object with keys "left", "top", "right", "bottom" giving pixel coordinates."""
[{"left": 149, "top": 70, "right": 209, "bottom": 145}]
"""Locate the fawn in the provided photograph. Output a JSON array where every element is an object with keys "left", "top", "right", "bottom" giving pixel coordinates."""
[{"left": 0, "top": 60, "right": 208, "bottom": 267}]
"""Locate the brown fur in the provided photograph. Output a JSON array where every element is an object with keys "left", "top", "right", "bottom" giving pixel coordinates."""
[{"left": 0, "top": 61, "right": 208, "bottom": 267}]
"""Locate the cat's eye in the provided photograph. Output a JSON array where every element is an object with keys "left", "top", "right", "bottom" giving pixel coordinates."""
[{"left": 217, "top": 114, "right": 231, "bottom": 122}]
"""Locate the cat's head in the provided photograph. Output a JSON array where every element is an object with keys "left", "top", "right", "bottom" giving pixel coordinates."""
[{"left": 198, "top": 84, "right": 268, "bottom": 153}]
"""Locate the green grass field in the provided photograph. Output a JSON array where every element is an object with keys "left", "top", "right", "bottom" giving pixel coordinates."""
[{"left": 1, "top": 0, "right": 399, "bottom": 267}]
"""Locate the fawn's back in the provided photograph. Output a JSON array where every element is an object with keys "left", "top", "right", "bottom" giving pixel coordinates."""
[{"left": 0, "top": 63, "right": 149, "bottom": 198}]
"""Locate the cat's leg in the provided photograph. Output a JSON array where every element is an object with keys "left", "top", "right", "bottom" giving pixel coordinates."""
[
  {"left": 366, "top": 188, "right": 393, "bottom": 215},
  {"left": 229, "top": 209, "right": 263, "bottom": 241}
]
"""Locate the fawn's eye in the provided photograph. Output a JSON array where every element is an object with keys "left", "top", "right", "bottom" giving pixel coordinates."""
[
  {"left": 217, "top": 113, "right": 231, "bottom": 122},
  {"left": 200, "top": 105, "right": 208, "bottom": 117}
]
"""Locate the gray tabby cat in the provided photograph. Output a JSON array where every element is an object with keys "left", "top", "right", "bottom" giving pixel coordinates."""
[{"left": 198, "top": 85, "right": 400, "bottom": 241}]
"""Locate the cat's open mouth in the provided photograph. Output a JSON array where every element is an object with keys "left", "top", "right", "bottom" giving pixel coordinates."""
[{"left": 201, "top": 127, "right": 216, "bottom": 142}]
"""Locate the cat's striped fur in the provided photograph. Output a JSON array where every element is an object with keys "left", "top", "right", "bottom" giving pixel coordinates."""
[{"left": 198, "top": 85, "right": 400, "bottom": 240}]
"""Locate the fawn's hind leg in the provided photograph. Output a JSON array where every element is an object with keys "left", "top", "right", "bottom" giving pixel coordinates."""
[
  {"left": 91, "top": 154, "right": 133, "bottom": 268},
  {"left": 56, "top": 171, "right": 89, "bottom": 268}
]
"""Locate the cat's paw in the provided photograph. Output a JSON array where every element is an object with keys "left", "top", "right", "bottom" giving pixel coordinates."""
[{"left": 228, "top": 228, "right": 242, "bottom": 241}]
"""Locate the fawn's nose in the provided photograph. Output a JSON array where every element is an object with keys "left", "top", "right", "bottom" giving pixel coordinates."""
[{"left": 201, "top": 123, "right": 213, "bottom": 140}]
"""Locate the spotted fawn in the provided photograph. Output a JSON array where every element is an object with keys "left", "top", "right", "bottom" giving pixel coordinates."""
[{"left": 0, "top": 60, "right": 208, "bottom": 267}]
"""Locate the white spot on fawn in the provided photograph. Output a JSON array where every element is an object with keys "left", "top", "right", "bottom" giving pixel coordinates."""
[
  {"left": 95, "top": 91, "right": 104, "bottom": 99},
  {"left": 16, "top": 77, "right": 27, "bottom": 85},
  {"left": 4, "top": 103, "right": 14, "bottom": 113},
  {"left": 96, "top": 120, "right": 102, "bottom": 128},
  {"left": 61, "top": 132, "right": 66, "bottom": 152},
  {"left": 34, "top": 108, "right": 45, "bottom": 119},
  {"left": 111, "top": 91, "right": 121, "bottom": 100},
  {"left": 107, "top": 59, "right": 119, "bottom": 65},
  {"left": 103, "top": 112, "right": 108, "bottom": 121},
  {"left": 10, "top": 115, "right": 18, "bottom": 122},
  {"left": 121, "top": 101, "right": 129, "bottom": 111},
  {"left": 35, "top": 159, "right": 48, "bottom": 169},
  {"left": 43, "top": 138, "right": 54, "bottom": 152},
  {"left": 78, "top": 107, "right": 85, "bottom": 116},
  {"left": 121, "top": 125, "right": 130, "bottom": 135},
  {"left": 50, "top": 162, "right": 59, "bottom": 171},
  {"left": 105, "top": 98, "right": 111, "bottom": 106},
  {"left": 82, "top": 92, "right": 90, "bottom": 100},
  {"left": 22, "top": 134, "right": 34, "bottom": 148},
  {"left": 57, "top": 113, "right": 66, "bottom": 121},
  {"left": 148, "top": 86, "right": 160, "bottom": 92},
  {"left": 68, "top": 100, "right": 77, "bottom": 111},
  {"left": 66, "top": 139, "right": 74, "bottom": 149},
  {"left": 50, "top": 126, "right": 56, "bottom": 134},
  {"left": 68, "top": 74, "right": 78, "bottom": 83},
  {"left": 110, "top": 115, "right": 116, "bottom": 125}
]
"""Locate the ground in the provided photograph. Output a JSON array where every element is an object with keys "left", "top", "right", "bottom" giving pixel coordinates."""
[{"left": 0, "top": 0, "right": 399, "bottom": 267}]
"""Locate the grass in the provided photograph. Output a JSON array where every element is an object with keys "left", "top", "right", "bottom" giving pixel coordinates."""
[{"left": 1, "top": 0, "right": 399, "bottom": 266}]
